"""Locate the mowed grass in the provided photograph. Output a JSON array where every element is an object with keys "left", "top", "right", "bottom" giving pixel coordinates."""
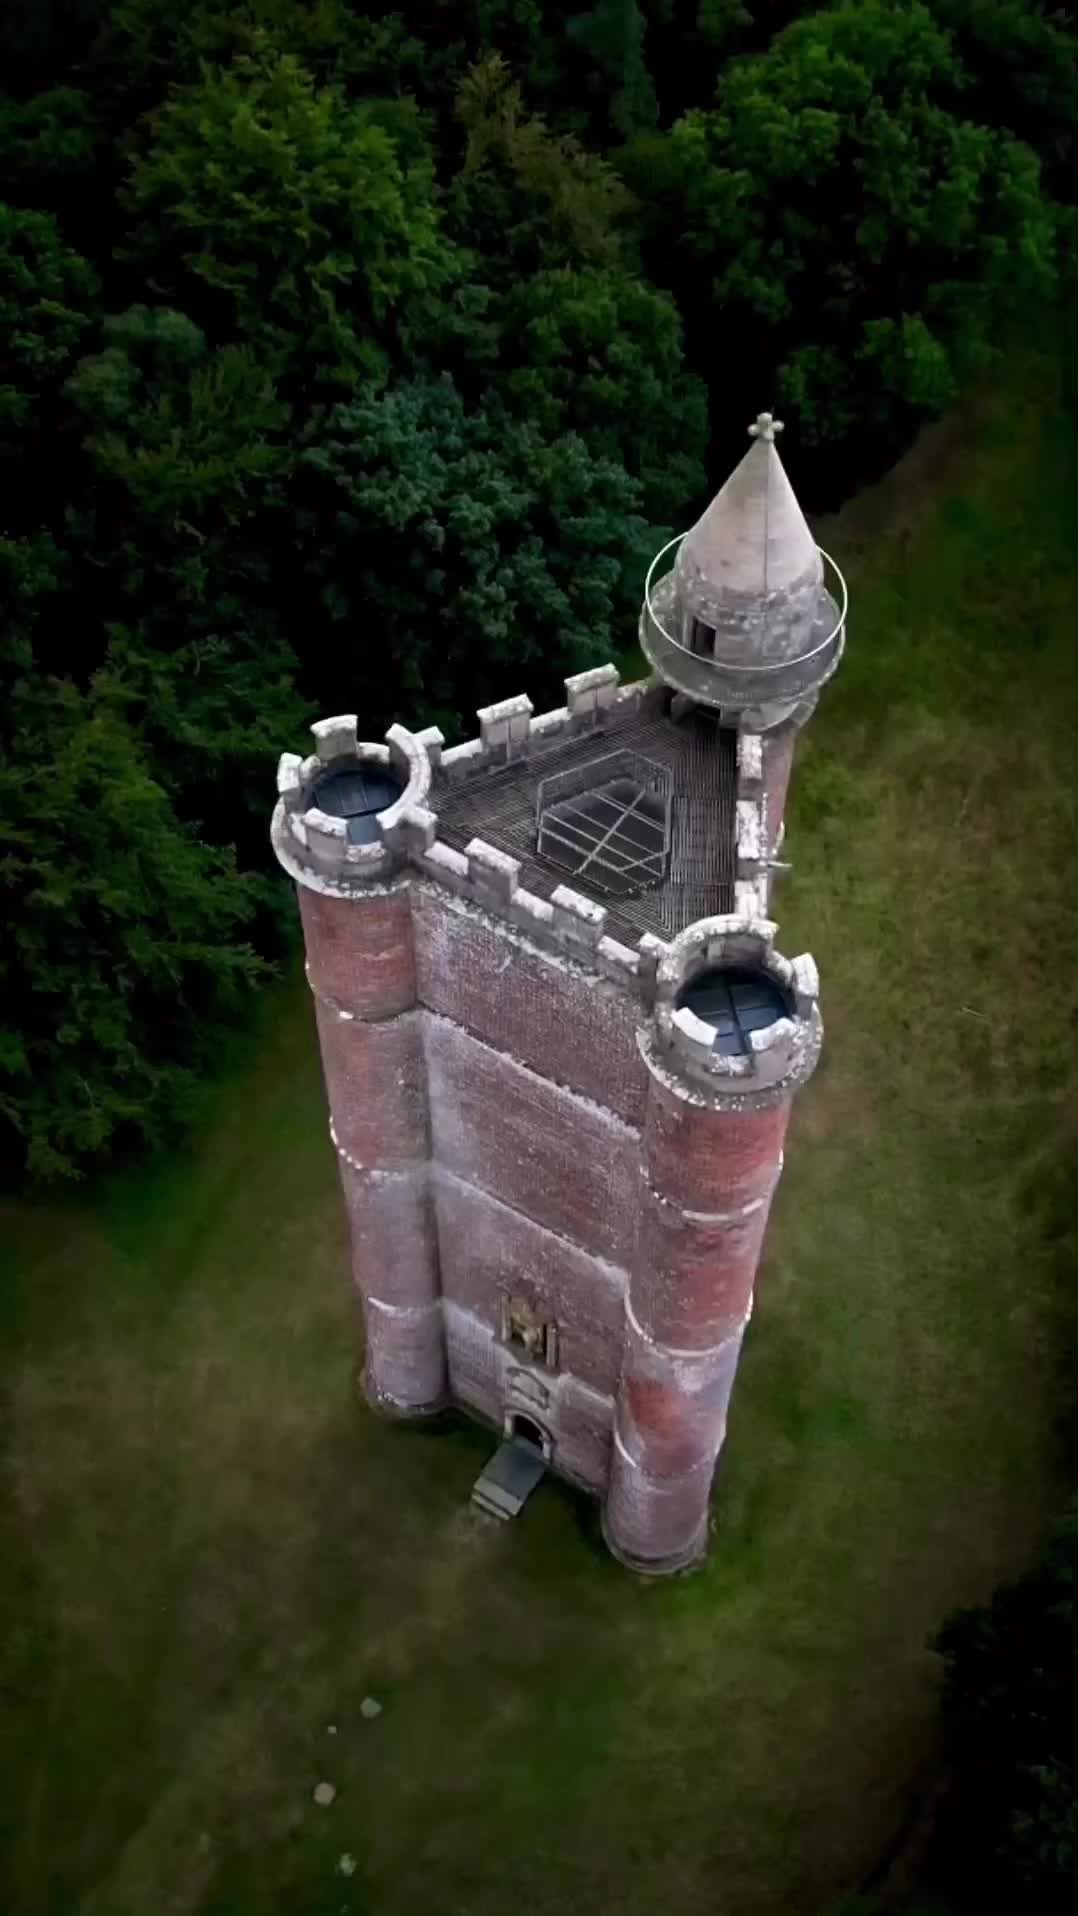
[{"left": 2, "top": 332, "right": 1075, "bottom": 1916}]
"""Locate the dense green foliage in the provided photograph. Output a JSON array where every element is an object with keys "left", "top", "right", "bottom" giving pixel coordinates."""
[
  {"left": 932, "top": 1510, "right": 1078, "bottom": 1913},
  {"left": 0, "top": 0, "right": 1074, "bottom": 1174}
]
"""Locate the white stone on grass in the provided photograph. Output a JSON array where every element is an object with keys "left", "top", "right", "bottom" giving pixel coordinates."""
[
  {"left": 359, "top": 1696, "right": 383, "bottom": 1720},
  {"left": 313, "top": 1781, "right": 337, "bottom": 1807},
  {"left": 336, "top": 1854, "right": 358, "bottom": 1878}
]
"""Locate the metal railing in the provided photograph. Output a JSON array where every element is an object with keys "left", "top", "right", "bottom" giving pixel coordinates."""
[{"left": 643, "top": 534, "right": 848, "bottom": 674}]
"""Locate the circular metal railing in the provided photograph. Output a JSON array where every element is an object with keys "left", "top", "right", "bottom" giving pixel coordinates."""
[{"left": 643, "top": 534, "right": 848, "bottom": 674}]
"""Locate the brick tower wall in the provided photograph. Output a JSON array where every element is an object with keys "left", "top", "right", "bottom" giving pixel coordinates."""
[
  {"left": 274, "top": 688, "right": 828, "bottom": 1565},
  {"left": 299, "top": 882, "right": 447, "bottom": 1415},
  {"left": 761, "top": 723, "right": 798, "bottom": 847},
  {"left": 603, "top": 1077, "right": 790, "bottom": 1570},
  {"left": 601, "top": 914, "right": 822, "bottom": 1573},
  {"left": 412, "top": 886, "right": 647, "bottom": 1490}
]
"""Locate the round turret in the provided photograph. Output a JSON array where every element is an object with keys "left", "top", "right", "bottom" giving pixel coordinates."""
[
  {"left": 650, "top": 913, "right": 822, "bottom": 1101},
  {"left": 602, "top": 910, "right": 823, "bottom": 1573},
  {"left": 271, "top": 716, "right": 433, "bottom": 893},
  {"left": 641, "top": 413, "right": 846, "bottom": 725}
]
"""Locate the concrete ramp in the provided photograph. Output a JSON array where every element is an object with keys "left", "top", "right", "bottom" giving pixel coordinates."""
[{"left": 471, "top": 1440, "right": 546, "bottom": 1521}]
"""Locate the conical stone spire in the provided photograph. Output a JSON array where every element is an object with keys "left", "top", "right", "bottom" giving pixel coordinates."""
[
  {"left": 639, "top": 410, "right": 844, "bottom": 719},
  {"left": 677, "top": 413, "right": 822, "bottom": 603}
]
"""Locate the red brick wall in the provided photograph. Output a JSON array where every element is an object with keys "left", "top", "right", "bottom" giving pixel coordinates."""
[
  {"left": 296, "top": 867, "right": 802, "bottom": 1555},
  {"left": 605, "top": 1050, "right": 791, "bottom": 1571},
  {"left": 441, "top": 1299, "right": 614, "bottom": 1494},
  {"left": 423, "top": 1011, "right": 640, "bottom": 1267},
  {"left": 302, "top": 880, "right": 445, "bottom": 1414},
  {"left": 300, "top": 884, "right": 415, "bottom": 1018},
  {"left": 762, "top": 724, "right": 797, "bottom": 845},
  {"left": 615, "top": 1317, "right": 743, "bottom": 1479},
  {"left": 603, "top": 1451, "right": 711, "bottom": 1569},
  {"left": 364, "top": 1295, "right": 448, "bottom": 1413},
  {"left": 644, "top": 1078, "right": 790, "bottom": 1212},
  {"left": 339, "top": 1163, "right": 438, "bottom": 1311},
  {"left": 443, "top": 1301, "right": 500, "bottom": 1423},
  {"left": 634, "top": 1183, "right": 771, "bottom": 1348},
  {"left": 315, "top": 1002, "right": 429, "bottom": 1169},
  {"left": 413, "top": 890, "right": 646, "bottom": 1124},
  {"left": 433, "top": 1169, "right": 627, "bottom": 1399},
  {"left": 555, "top": 1375, "right": 614, "bottom": 1488}
]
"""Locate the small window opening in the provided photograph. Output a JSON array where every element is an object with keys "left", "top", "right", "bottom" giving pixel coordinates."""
[
  {"left": 689, "top": 616, "right": 716, "bottom": 657},
  {"left": 501, "top": 1295, "right": 558, "bottom": 1370}
]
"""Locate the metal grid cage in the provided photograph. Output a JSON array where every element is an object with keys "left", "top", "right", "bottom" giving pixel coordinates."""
[{"left": 535, "top": 751, "right": 672, "bottom": 897}]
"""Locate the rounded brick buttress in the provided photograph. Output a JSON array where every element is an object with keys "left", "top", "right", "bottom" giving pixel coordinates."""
[
  {"left": 302, "top": 883, "right": 446, "bottom": 1416},
  {"left": 603, "top": 1073, "right": 790, "bottom": 1573}
]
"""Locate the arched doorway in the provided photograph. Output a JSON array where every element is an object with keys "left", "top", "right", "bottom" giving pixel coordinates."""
[{"left": 510, "top": 1412, "right": 548, "bottom": 1455}]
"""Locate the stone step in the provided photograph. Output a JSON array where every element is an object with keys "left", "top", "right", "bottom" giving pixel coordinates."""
[
  {"left": 470, "top": 1439, "right": 546, "bottom": 1521},
  {"left": 470, "top": 1486, "right": 515, "bottom": 1521}
]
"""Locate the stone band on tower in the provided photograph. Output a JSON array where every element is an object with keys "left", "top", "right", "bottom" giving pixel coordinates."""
[{"left": 271, "top": 412, "right": 846, "bottom": 1572}]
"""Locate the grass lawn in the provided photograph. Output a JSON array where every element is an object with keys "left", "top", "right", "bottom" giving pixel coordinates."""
[{"left": 2, "top": 328, "right": 1075, "bottom": 1916}]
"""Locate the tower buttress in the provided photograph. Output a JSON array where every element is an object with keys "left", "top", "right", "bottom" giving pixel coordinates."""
[
  {"left": 603, "top": 917, "right": 821, "bottom": 1572},
  {"left": 272, "top": 718, "right": 447, "bottom": 1416}
]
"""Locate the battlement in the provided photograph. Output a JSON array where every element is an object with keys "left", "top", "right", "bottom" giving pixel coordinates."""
[
  {"left": 652, "top": 914, "right": 822, "bottom": 1100},
  {"left": 270, "top": 665, "right": 812, "bottom": 1030}
]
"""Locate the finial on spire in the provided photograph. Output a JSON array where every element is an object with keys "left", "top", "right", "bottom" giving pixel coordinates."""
[{"left": 748, "top": 411, "right": 784, "bottom": 444}]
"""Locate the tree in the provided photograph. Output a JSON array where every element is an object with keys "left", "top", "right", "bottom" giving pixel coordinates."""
[
  {"left": 297, "top": 372, "right": 653, "bottom": 726},
  {"left": 932, "top": 0, "right": 1078, "bottom": 198},
  {"left": 497, "top": 265, "right": 706, "bottom": 519},
  {"left": 0, "top": 87, "right": 99, "bottom": 197},
  {"left": 95, "top": 0, "right": 433, "bottom": 111},
  {"left": 0, "top": 0, "right": 1072, "bottom": 1177},
  {"left": 567, "top": 1, "right": 658, "bottom": 140},
  {"left": 0, "top": 202, "right": 97, "bottom": 484},
  {"left": 0, "top": 537, "right": 267, "bottom": 1180},
  {"left": 122, "top": 43, "right": 460, "bottom": 386},
  {"left": 452, "top": 53, "right": 635, "bottom": 279},
  {"left": 932, "top": 1509, "right": 1078, "bottom": 1914},
  {"left": 632, "top": 1, "right": 1058, "bottom": 473},
  {"left": 64, "top": 307, "right": 304, "bottom": 851}
]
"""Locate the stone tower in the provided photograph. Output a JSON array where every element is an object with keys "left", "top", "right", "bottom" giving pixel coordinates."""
[{"left": 272, "top": 413, "right": 846, "bottom": 1573}]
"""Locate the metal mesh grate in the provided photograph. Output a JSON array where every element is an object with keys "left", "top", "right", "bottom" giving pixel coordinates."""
[
  {"left": 536, "top": 752, "right": 671, "bottom": 896},
  {"left": 433, "top": 689, "right": 739, "bottom": 944}
]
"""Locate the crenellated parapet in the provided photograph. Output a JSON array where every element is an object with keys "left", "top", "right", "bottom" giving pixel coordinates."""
[
  {"left": 651, "top": 915, "right": 822, "bottom": 1102},
  {"left": 272, "top": 670, "right": 668, "bottom": 1002}
]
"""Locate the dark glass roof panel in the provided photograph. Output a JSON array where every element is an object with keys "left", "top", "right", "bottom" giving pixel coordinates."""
[
  {"left": 676, "top": 966, "right": 791, "bottom": 1057},
  {"left": 309, "top": 765, "right": 403, "bottom": 844}
]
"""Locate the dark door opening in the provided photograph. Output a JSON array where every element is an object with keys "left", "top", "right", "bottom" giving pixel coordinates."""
[{"left": 511, "top": 1413, "right": 546, "bottom": 1453}]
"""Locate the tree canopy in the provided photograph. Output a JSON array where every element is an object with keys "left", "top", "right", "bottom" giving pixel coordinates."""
[
  {"left": 932, "top": 1509, "right": 1078, "bottom": 1914},
  {"left": 0, "top": 0, "right": 1074, "bottom": 1174}
]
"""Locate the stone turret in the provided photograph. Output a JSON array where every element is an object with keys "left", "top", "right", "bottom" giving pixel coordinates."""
[
  {"left": 603, "top": 915, "right": 822, "bottom": 1572},
  {"left": 273, "top": 718, "right": 447, "bottom": 1418},
  {"left": 641, "top": 412, "right": 845, "bottom": 731},
  {"left": 641, "top": 412, "right": 847, "bottom": 898}
]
